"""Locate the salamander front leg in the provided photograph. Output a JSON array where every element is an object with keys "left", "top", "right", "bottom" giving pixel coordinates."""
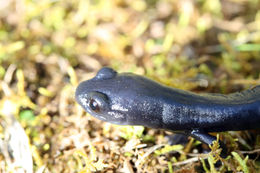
[{"left": 186, "top": 130, "right": 227, "bottom": 158}]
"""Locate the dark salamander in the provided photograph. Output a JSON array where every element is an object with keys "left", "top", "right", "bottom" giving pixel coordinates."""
[{"left": 75, "top": 67, "right": 260, "bottom": 156}]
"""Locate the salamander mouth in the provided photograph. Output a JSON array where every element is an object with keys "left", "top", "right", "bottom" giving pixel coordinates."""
[
  {"left": 106, "top": 111, "right": 127, "bottom": 124},
  {"left": 89, "top": 111, "right": 127, "bottom": 125}
]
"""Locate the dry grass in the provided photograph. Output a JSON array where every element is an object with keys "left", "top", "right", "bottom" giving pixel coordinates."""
[{"left": 0, "top": 0, "right": 259, "bottom": 172}]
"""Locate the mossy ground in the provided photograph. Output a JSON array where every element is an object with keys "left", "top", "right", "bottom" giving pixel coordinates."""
[{"left": 0, "top": 0, "right": 260, "bottom": 172}]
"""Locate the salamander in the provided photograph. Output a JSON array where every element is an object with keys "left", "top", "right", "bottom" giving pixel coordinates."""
[{"left": 75, "top": 67, "right": 260, "bottom": 155}]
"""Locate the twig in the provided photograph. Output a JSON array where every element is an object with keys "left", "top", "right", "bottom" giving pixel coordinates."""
[
  {"left": 135, "top": 144, "right": 165, "bottom": 167},
  {"left": 4, "top": 64, "right": 16, "bottom": 84},
  {"left": 172, "top": 155, "right": 208, "bottom": 166},
  {"left": 240, "top": 149, "right": 260, "bottom": 154}
]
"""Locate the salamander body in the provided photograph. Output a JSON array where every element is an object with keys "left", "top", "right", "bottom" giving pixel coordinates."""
[{"left": 75, "top": 67, "right": 260, "bottom": 154}]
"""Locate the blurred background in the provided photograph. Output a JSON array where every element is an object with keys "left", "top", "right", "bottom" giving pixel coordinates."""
[{"left": 0, "top": 0, "right": 259, "bottom": 172}]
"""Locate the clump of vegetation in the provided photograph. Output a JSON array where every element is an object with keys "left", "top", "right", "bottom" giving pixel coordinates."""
[{"left": 0, "top": 0, "right": 259, "bottom": 172}]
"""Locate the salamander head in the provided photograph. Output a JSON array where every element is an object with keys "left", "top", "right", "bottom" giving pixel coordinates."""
[
  {"left": 75, "top": 67, "right": 162, "bottom": 126},
  {"left": 75, "top": 67, "right": 135, "bottom": 125}
]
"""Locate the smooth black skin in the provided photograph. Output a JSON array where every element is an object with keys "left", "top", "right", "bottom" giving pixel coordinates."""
[{"left": 75, "top": 67, "right": 260, "bottom": 156}]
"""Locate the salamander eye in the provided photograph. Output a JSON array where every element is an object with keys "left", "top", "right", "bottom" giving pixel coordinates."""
[
  {"left": 89, "top": 99, "right": 100, "bottom": 112},
  {"left": 87, "top": 91, "right": 109, "bottom": 113}
]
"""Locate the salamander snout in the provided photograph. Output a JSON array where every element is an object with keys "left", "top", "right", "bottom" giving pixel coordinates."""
[
  {"left": 75, "top": 79, "right": 113, "bottom": 121},
  {"left": 75, "top": 67, "right": 117, "bottom": 112},
  {"left": 75, "top": 68, "right": 128, "bottom": 124},
  {"left": 75, "top": 86, "right": 110, "bottom": 118}
]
